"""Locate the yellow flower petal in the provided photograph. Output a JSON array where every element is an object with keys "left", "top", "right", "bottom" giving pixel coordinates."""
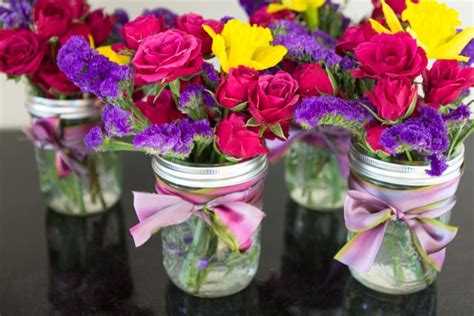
[
  {"left": 96, "top": 46, "right": 130, "bottom": 65},
  {"left": 267, "top": 0, "right": 325, "bottom": 13},
  {"left": 381, "top": 0, "right": 404, "bottom": 33},
  {"left": 429, "top": 27, "right": 474, "bottom": 61},
  {"left": 252, "top": 45, "right": 288, "bottom": 70},
  {"left": 267, "top": 3, "right": 287, "bottom": 13},
  {"left": 88, "top": 34, "right": 96, "bottom": 49},
  {"left": 369, "top": 18, "right": 394, "bottom": 34}
]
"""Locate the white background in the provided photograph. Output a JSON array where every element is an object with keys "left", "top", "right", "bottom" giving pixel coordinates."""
[{"left": 0, "top": 0, "right": 473, "bottom": 129}]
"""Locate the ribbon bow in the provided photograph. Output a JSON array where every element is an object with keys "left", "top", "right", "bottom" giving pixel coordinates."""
[
  {"left": 335, "top": 175, "right": 460, "bottom": 273},
  {"left": 267, "top": 126, "right": 351, "bottom": 177},
  {"left": 129, "top": 180, "right": 266, "bottom": 252},
  {"left": 24, "top": 117, "right": 93, "bottom": 177}
]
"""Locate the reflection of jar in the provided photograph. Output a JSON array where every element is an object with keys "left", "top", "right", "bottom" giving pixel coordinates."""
[
  {"left": 46, "top": 204, "right": 132, "bottom": 313},
  {"left": 26, "top": 96, "right": 122, "bottom": 215},
  {"left": 344, "top": 145, "right": 464, "bottom": 294},
  {"left": 165, "top": 281, "right": 259, "bottom": 315},
  {"left": 285, "top": 128, "right": 350, "bottom": 211},
  {"left": 343, "top": 277, "right": 436, "bottom": 316},
  {"left": 154, "top": 155, "right": 268, "bottom": 298}
]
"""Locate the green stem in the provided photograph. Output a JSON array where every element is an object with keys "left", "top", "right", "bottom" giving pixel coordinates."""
[
  {"left": 405, "top": 150, "right": 413, "bottom": 162},
  {"left": 304, "top": 7, "right": 319, "bottom": 31}
]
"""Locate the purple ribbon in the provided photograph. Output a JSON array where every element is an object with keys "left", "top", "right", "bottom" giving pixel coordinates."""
[
  {"left": 130, "top": 179, "right": 266, "bottom": 253},
  {"left": 267, "top": 126, "right": 351, "bottom": 177},
  {"left": 334, "top": 174, "right": 461, "bottom": 273},
  {"left": 24, "top": 117, "right": 94, "bottom": 177}
]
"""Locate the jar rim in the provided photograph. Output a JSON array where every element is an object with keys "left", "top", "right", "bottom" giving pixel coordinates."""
[
  {"left": 25, "top": 94, "right": 100, "bottom": 120},
  {"left": 350, "top": 144, "right": 464, "bottom": 186},
  {"left": 152, "top": 155, "right": 268, "bottom": 188}
]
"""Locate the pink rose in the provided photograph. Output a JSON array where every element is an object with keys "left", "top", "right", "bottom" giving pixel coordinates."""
[
  {"left": 32, "top": 62, "right": 80, "bottom": 96},
  {"left": 293, "top": 63, "right": 334, "bottom": 97},
  {"left": 216, "top": 66, "right": 259, "bottom": 109},
  {"left": 86, "top": 9, "right": 114, "bottom": 46},
  {"left": 216, "top": 113, "right": 268, "bottom": 159},
  {"left": 366, "top": 78, "right": 417, "bottom": 121},
  {"left": 423, "top": 60, "right": 474, "bottom": 108},
  {"left": 176, "top": 13, "right": 224, "bottom": 55},
  {"left": 0, "top": 29, "right": 46, "bottom": 75},
  {"left": 248, "top": 71, "right": 299, "bottom": 126},
  {"left": 353, "top": 32, "right": 427, "bottom": 79},
  {"left": 121, "top": 15, "right": 165, "bottom": 50},
  {"left": 135, "top": 91, "right": 185, "bottom": 125},
  {"left": 336, "top": 22, "right": 377, "bottom": 54},
  {"left": 365, "top": 122, "right": 389, "bottom": 153},
  {"left": 250, "top": 5, "right": 296, "bottom": 27},
  {"left": 132, "top": 29, "right": 203, "bottom": 84},
  {"left": 59, "top": 23, "right": 91, "bottom": 46}
]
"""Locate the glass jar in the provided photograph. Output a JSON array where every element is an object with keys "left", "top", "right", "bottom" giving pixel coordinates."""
[
  {"left": 285, "top": 128, "right": 350, "bottom": 211},
  {"left": 26, "top": 96, "right": 122, "bottom": 215},
  {"left": 153, "top": 155, "right": 268, "bottom": 298},
  {"left": 345, "top": 145, "right": 464, "bottom": 295}
]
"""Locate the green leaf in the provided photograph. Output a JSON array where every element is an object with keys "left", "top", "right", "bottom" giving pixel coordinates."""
[
  {"left": 399, "top": 93, "right": 418, "bottom": 121},
  {"left": 230, "top": 101, "right": 248, "bottom": 112},
  {"left": 325, "top": 67, "right": 339, "bottom": 97},
  {"left": 246, "top": 117, "right": 260, "bottom": 127},
  {"left": 269, "top": 123, "right": 286, "bottom": 139},
  {"left": 169, "top": 79, "right": 180, "bottom": 97}
]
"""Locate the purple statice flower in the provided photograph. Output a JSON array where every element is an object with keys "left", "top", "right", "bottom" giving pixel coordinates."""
[
  {"left": 443, "top": 104, "right": 471, "bottom": 122},
  {"left": 111, "top": 9, "right": 129, "bottom": 42},
  {"left": 294, "top": 96, "right": 370, "bottom": 130},
  {"left": 340, "top": 56, "right": 355, "bottom": 70},
  {"left": 179, "top": 84, "right": 209, "bottom": 120},
  {"left": 0, "top": 0, "right": 32, "bottom": 29},
  {"left": 313, "top": 30, "right": 337, "bottom": 48},
  {"left": 460, "top": 37, "right": 474, "bottom": 67},
  {"left": 102, "top": 105, "right": 132, "bottom": 137},
  {"left": 202, "top": 62, "right": 220, "bottom": 88},
  {"left": 239, "top": 0, "right": 268, "bottom": 16},
  {"left": 133, "top": 119, "right": 212, "bottom": 158},
  {"left": 84, "top": 127, "right": 104, "bottom": 151},
  {"left": 270, "top": 20, "right": 308, "bottom": 37},
  {"left": 220, "top": 16, "right": 234, "bottom": 23},
  {"left": 196, "top": 258, "right": 209, "bottom": 270},
  {"left": 143, "top": 7, "right": 177, "bottom": 28},
  {"left": 57, "top": 36, "right": 130, "bottom": 99},
  {"left": 274, "top": 33, "right": 321, "bottom": 63},
  {"left": 427, "top": 154, "right": 448, "bottom": 176}
]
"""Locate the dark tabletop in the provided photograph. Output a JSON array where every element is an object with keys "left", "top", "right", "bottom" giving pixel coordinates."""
[{"left": 1, "top": 131, "right": 473, "bottom": 316}]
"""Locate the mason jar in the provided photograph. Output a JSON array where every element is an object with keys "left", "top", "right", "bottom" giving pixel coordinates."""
[
  {"left": 346, "top": 145, "right": 464, "bottom": 294},
  {"left": 26, "top": 96, "right": 122, "bottom": 215},
  {"left": 153, "top": 155, "right": 268, "bottom": 298},
  {"left": 285, "top": 128, "right": 350, "bottom": 211}
]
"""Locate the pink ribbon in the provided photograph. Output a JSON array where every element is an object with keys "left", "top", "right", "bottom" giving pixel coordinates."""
[
  {"left": 267, "top": 126, "right": 351, "bottom": 177},
  {"left": 24, "top": 117, "right": 96, "bottom": 177},
  {"left": 335, "top": 174, "right": 461, "bottom": 273},
  {"left": 129, "top": 179, "right": 266, "bottom": 253}
]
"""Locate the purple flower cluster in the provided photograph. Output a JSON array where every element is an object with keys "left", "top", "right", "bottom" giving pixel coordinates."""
[
  {"left": 239, "top": 0, "right": 267, "bottom": 15},
  {"left": 112, "top": 9, "right": 129, "bottom": 42},
  {"left": 380, "top": 106, "right": 450, "bottom": 175},
  {"left": 0, "top": 0, "right": 32, "bottom": 29},
  {"left": 202, "top": 62, "right": 220, "bottom": 88},
  {"left": 443, "top": 104, "right": 471, "bottom": 122},
  {"left": 461, "top": 38, "right": 474, "bottom": 67},
  {"left": 313, "top": 30, "right": 337, "bottom": 48},
  {"left": 142, "top": 7, "right": 177, "bottom": 28},
  {"left": 102, "top": 105, "right": 132, "bottom": 137},
  {"left": 84, "top": 127, "right": 104, "bottom": 151},
  {"left": 133, "top": 119, "right": 212, "bottom": 158},
  {"left": 270, "top": 20, "right": 307, "bottom": 37},
  {"left": 179, "top": 84, "right": 209, "bottom": 120},
  {"left": 57, "top": 36, "right": 130, "bottom": 99},
  {"left": 427, "top": 154, "right": 448, "bottom": 176},
  {"left": 294, "top": 96, "right": 370, "bottom": 130}
]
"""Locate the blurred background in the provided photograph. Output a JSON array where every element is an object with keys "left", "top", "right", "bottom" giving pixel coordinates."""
[{"left": 0, "top": 0, "right": 473, "bottom": 129}]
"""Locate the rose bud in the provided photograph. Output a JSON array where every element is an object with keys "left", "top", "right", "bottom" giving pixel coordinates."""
[
  {"left": 121, "top": 15, "right": 165, "bottom": 50},
  {"left": 216, "top": 66, "right": 259, "bottom": 109},
  {"left": 86, "top": 9, "right": 114, "bottom": 46},
  {"left": 135, "top": 91, "right": 185, "bottom": 125},
  {"left": 176, "top": 13, "right": 224, "bottom": 55},
  {"left": 293, "top": 63, "right": 336, "bottom": 97}
]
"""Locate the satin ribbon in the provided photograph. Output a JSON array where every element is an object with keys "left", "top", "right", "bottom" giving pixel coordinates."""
[
  {"left": 129, "top": 178, "right": 266, "bottom": 253},
  {"left": 267, "top": 126, "right": 351, "bottom": 177},
  {"left": 335, "top": 173, "right": 461, "bottom": 273},
  {"left": 24, "top": 116, "right": 96, "bottom": 177}
]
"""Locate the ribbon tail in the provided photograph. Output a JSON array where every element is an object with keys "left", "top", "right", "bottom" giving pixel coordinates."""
[
  {"left": 335, "top": 222, "right": 389, "bottom": 273},
  {"left": 267, "top": 129, "right": 305, "bottom": 163},
  {"left": 211, "top": 202, "right": 265, "bottom": 253},
  {"left": 55, "top": 152, "right": 73, "bottom": 178}
]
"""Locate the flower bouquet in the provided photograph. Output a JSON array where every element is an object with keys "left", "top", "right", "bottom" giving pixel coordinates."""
[
  {"left": 291, "top": 0, "right": 474, "bottom": 294},
  {"left": 240, "top": 0, "right": 356, "bottom": 211},
  {"left": 0, "top": 0, "right": 127, "bottom": 215},
  {"left": 57, "top": 11, "right": 299, "bottom": 297}
]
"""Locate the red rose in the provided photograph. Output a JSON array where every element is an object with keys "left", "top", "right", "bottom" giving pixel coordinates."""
[
  {"left": 336, "top": 22, "right": 377, "bottom": 54},
  {"left": 135, "top": 91, "right": 185, "bottom": 125},
  {"left": 248, "top": 71, "right": 299, "bottom": 126},
  {"left": 371, "top": 0, "right": 418, "bottom": 17},
  {"left": 32, "top": 62, "right": 80, "bottom": 96},
  {"left": 216, "top": 66, "right": 259, "bottom": 109},
  {"left": 216, "top": 113, "right": 268, "bottom": 159},
  {"left": 0, "top": 29, "right": 46, "bottom": 75},
  {"left": 86, "top": 9, "right": 114, "bottom": 46},
  {"left": 250, "top": 5, "right": 296, "bottom": 27},
  {"left": 132, "top": 29, "right": 203, "bottom": 84},
  {"left": 353, "top": 32, "right": 427, "bottom": 79},
  {"left": 293, "top": 63, "right": 335, "bottom": 97},
  {"left": 365, "top": 122, "right": 388, "bottom": 153},
  {"left": 121, "top": 15, "right": 165, "bottom": 50},
  {"left": 423, "top": 60, "right": 474, "bottom": 108},
  {"left": 366, "top": 78, "right": 417, "bottom": 121},
  {"left": 33, "top": 0, "right": 71, "bottom": 40},
  {"left": 59, "top": 23, "right": 91, "bottom": 46},
  {"left": 176, "top": 13, "right": 224, "bottom": 55}
]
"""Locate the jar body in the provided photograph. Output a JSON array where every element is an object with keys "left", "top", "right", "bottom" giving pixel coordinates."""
[
  {"left": 285, "top": 134, "right": 349, "bottom": 211},
  {"left": 35, "top": 147, "right": 122, "bottom": 215}
]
